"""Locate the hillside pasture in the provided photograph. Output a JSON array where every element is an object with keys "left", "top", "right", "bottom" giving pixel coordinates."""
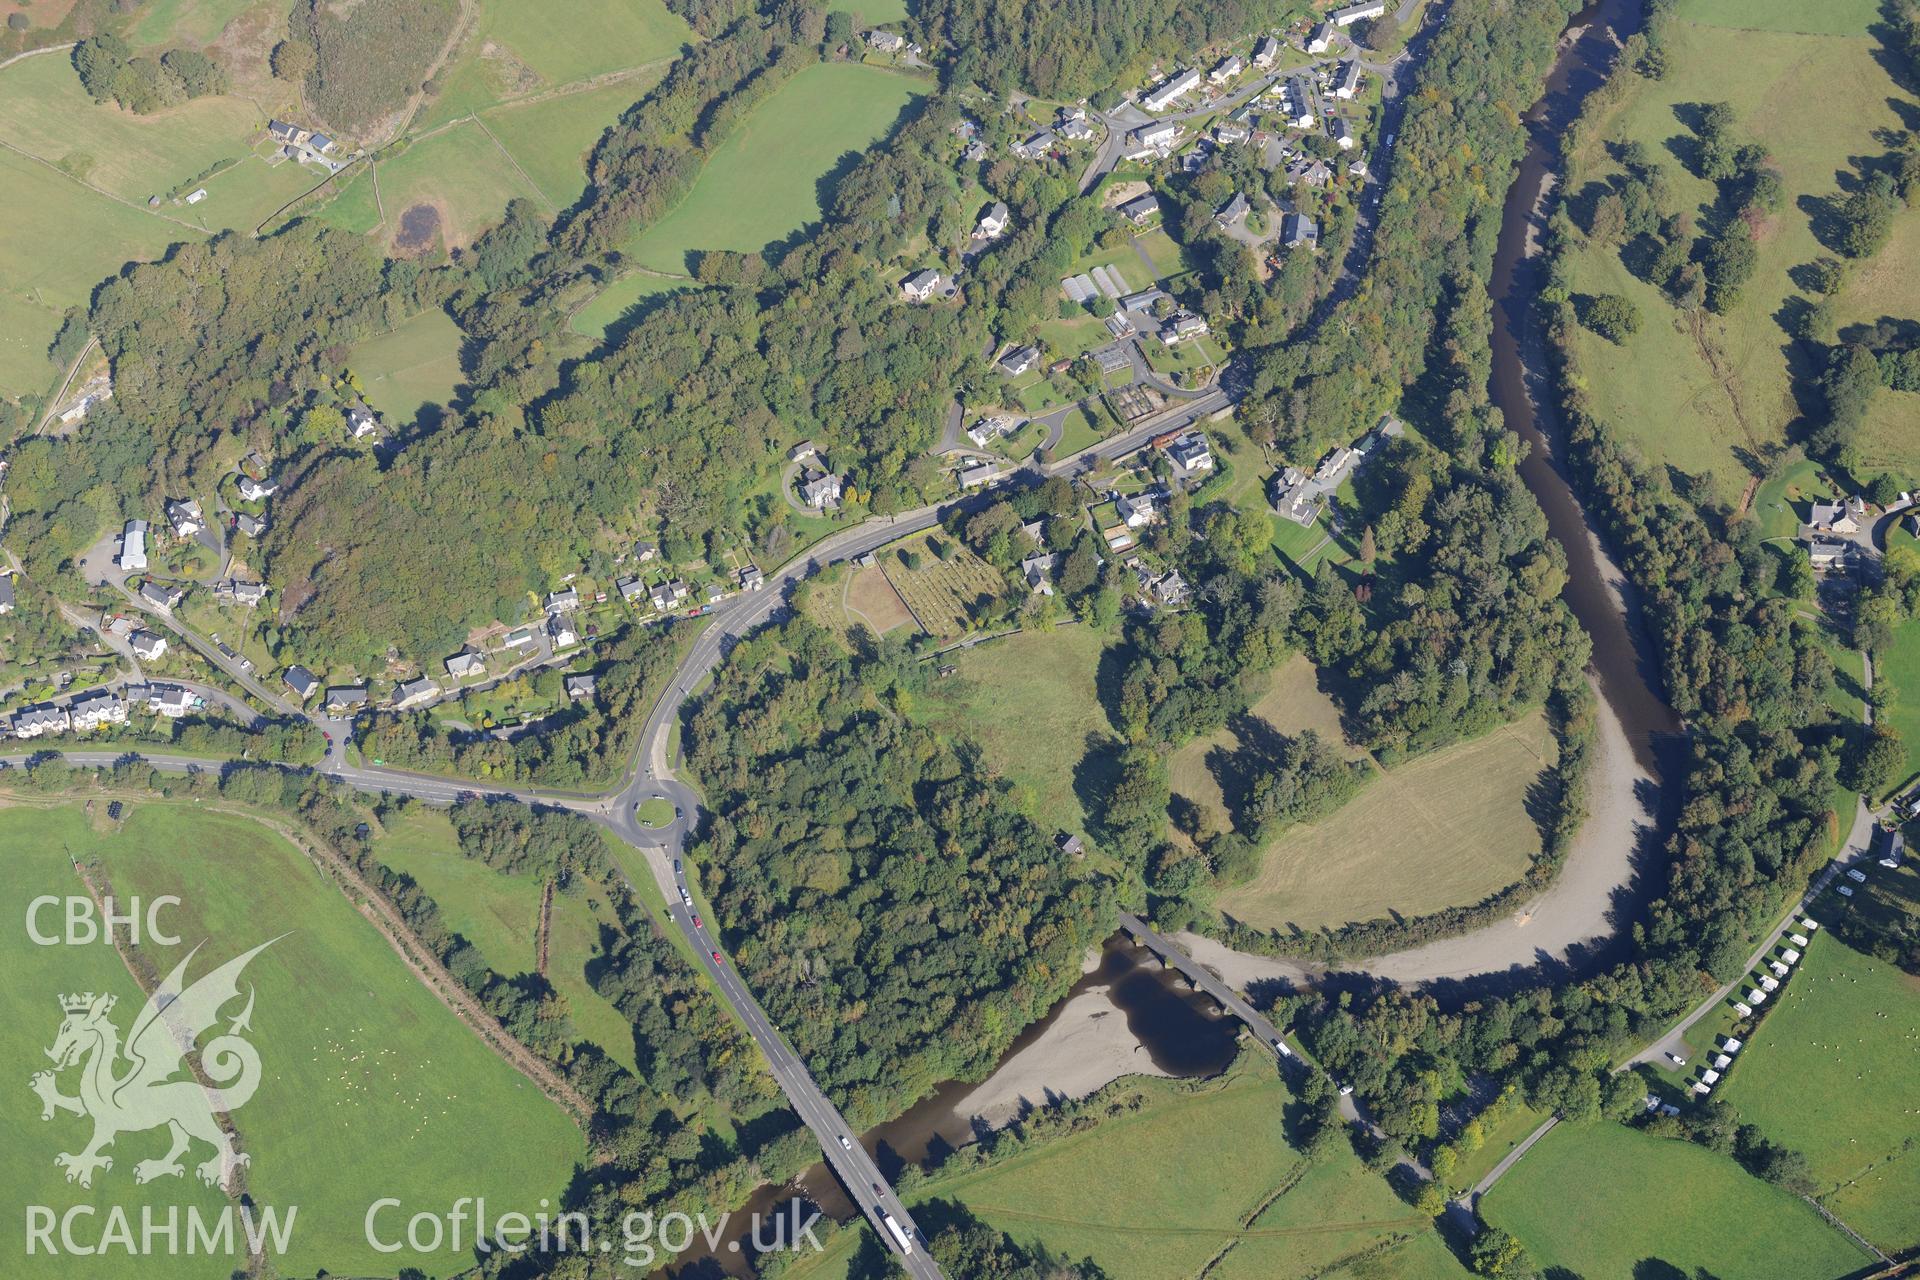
[
  {"left": 1718, "top": 935, "right": 1920, "bottom": 1252},
  {"left": 0, "top": 148, "right": 190, "bottom": 400},
  {"left": 787, "top": 1060, "right": 1468, "bottom": 1280},
  {"left": 1169, "top": 653, "right": 1366, "bottom": 836},
  {"left": 1216, "top": 711, "right": 1554, "bottom": 937},
  {"left": 626, "top": 61, "right": 927, "bottom": 274},
  {"left": 371, "top": 120, "right": 543, "bottom": 251},
  {"left": 1482, "top": 1119, "right": 1868, "bottom": 1279},
  {"left": 419, "top": 0, "right": 689, "bottom": 127},
  {"left": 349, "top": 307, "right": 466, "bottom": 424},
  {"left": 1557, "top": 12, "right": 1918, "bottom": 503},
  {"left": 569, "top": 269, "right": 697, "bottom": 338},
  {"left": 0, "top": 806, "right": 234, "bottom": 1280},
  {"left": 480, "top": 71, "right": 670, "bottom": 207}
]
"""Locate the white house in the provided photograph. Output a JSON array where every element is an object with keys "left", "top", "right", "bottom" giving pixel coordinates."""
[
  {"left": 1333, "top": 61, "right": 1363, "bottom": 99},
  {"left": 119, "top": 519, "right": 149, "bottom": 572},
  {"left": 130, "top": 630, "right": 168, "bottom": 661},
  {"left": 68, "top": 690, "right": 127, "bottom": 731},
  {"left": 800, "top": 470, "right": 845, "bottom": 508},
  {"left": 865, "top": 29, "right": 905, "bottom": 52},
  {"left": 1330, "top": 118, "right": 1356, "bottom": 150},
  {"left": 347, "top": 402, "right": 380, "bottom": 439},
  {"left": 998, "top": 345, "right": 1041, "bottom": 377},
  {"left": 1142, "top": 68, "right": 1201, "bottom": 112},
  {"left": 1129, "top": 120, "right": 1179, "bottom": 154},
  {"left": 1116, "top": 490, "right": 1161, "bottom": 528},
  {"left": 1167, "top": 433, "right": 1213, "bottom": 472},
  {"left": 959, "top": 461, "right": 1004, "bottom": 489},
  {"left": 1253, "top": 35, "right": 1280, "bottom": 68},
  {"left": 1331, "top": 0, "right": 1388, "bottom": 25},
  {"left": 1282, "top": 77, "right": 1316, "bottom": 128},
  {"left": 393, "top": 676, "right": 440, "bottom": 709},
  {"left": 548, "top": 613, "right": 579, "bottom": 649},
  {"left": 1306, "top": 21, "right": 1335, "bottom": 53},
  {"left": 167, "top": 498, "right": 205, "bottom": 539},
  {"left": 900, "top": 269, "right": 946, "bottom": 301},
  {"left": 1118, "top": 193, "right": 1163, "bottom": 225},
  {"left": 446, "top": 650, "right": 486, "bottom": 679},
  {"left": 1210, "top": 55, "right": 1244, "bottom": 85},
  {"left": 11, "top": 703, "right": 71, "bottom": 739},
  {"left": 236, "top": 474, "right": 278, "bottom": 502},
  {"left": 976, "top": 201, "right": 1010, "bottom": 239}
]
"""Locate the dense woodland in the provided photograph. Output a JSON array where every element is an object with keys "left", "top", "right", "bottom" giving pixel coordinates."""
[{"left": 682, "top": 616, "right": 1111, "bottom": 1125}]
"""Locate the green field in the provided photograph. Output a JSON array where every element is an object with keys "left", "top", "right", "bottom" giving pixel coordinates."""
[
  {"left": 1170, "top": 653, "right": 1367, "bottom": 842},
  {"left": 419, "top": 0, "right": 690, "bottom": 127},
  {"left": 1719, "top": 935, "right": 1920, "bottom": 1252},
  {"left": 1216, "top": 711, "right": 1553, "bottom": 936},
  {"left": 1559, "top": 9, "right": 1918, "bottom": 502},
  {"left": 481, "top": 72, "right": 670, "bottom": 207},
  {"left": 1873, "top": 616, "right": 1920, "bottom": 795},
  {"left": 372, "top": 808, "right": 640, "bottom": 1073},
  {"left": 371, "top": 121, "right": 545, "bottom": 250},
  {"left": 129, "top": 0, "right": 263, "bottom": 46},
  {"left": 1679, "top": 0, "right": 1881, "bottom": 36},
  {"left": 348, "top": 308, "right": 466, "bottom": 423},
  {"left": 911, "top": 625, "right": 1117, "bottom": 846},
  {"left": 0, "top": 56, "right": 263, "bottom": 206},
  {"left": 0, "top": 802, "right": 584, "bottom": 1277},
  {"left": 0, "top": 148, "right": 192, "bottom": 400},
  {"left": 570, "top": 269, "right": 697, "bottom": 338},
  {"left": 787, "top": 1059, "right": 1468, "bottom": 1280},
  {"left": 627, "top": 62, "right": 927, "bottom": 274},
  {"left": 1483, "top": 1120, "right": 1869, "bottom": 1279}
]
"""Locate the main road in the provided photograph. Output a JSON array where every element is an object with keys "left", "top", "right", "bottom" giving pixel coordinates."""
[{"left": 10, "top": 387, "right": 1232, "bottom": 1279}]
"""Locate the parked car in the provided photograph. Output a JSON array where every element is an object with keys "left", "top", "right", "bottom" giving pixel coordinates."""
[
  {"left": 1667, "top": 1052, "right": 1687, "bottom": 1067},
  {"left": 1846, "top": 868, "right": 1867, "bottom": 883},
  {"left": 1839, "top": 885, "right": 1855, "bottom": 897}
]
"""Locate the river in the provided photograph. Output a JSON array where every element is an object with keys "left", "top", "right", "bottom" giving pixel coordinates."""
[
  {"left": 1492, "top": 0, "right": 1680, "bottom": 779},
  {"left": 666, "top": 3, "right": 1678, "bottom": 1272}
]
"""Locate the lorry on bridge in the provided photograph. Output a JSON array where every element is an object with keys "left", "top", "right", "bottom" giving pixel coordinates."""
[{"left": 882, "top": 1212, "right": 914, "bottom": 1255}]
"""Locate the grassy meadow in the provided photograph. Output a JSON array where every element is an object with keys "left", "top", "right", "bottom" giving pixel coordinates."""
[
  {"left": 1216, "top": 711, "right": 1553, "bottom": 936},
  {"left": 418, "top": 0, "right": 690, "bottom": 128},
  {"left": 0, "top": 805, "right": 235, "bottom": 1279},
  {"left": 372, "top": 808, "right": 640, "bottom": 1073},
  {"left": 370, "top": 121, "right": 545, "bottom": 251},
  {"left": 1482, "top": 1119, "right": 1870, "bottom": 1279},
  {"left": 1719, "top": 935, "right": 1920, "bottom": 1252},
  {"left": 626, "top": 62, "right": 927, "bottom": 273},
  {"left": 571, "top": 269, "right": 697, "bottom": 338},
  {"left": 1558, "top": 0, "right": 1918, "bottom": 503},
  {"left": 911, "top": 625, "right": 1118, "bottom": 846},
  {"left": 0, "top": 801, "right": 584, "bottom": 1277},
  {"left": 348, "top": 307, "right": 466, "bottom": 423},
  {"left": 480, "top": 70, "right": 671, "bottom": 207},
  {"left": 785, "top": 1058, "right": 1470, "bottom": 1280}
]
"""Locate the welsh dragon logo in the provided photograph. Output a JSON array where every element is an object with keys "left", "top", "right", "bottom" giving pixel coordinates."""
[{"left": 29, "top": 939, "right": 278, "bottom": 1192}]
